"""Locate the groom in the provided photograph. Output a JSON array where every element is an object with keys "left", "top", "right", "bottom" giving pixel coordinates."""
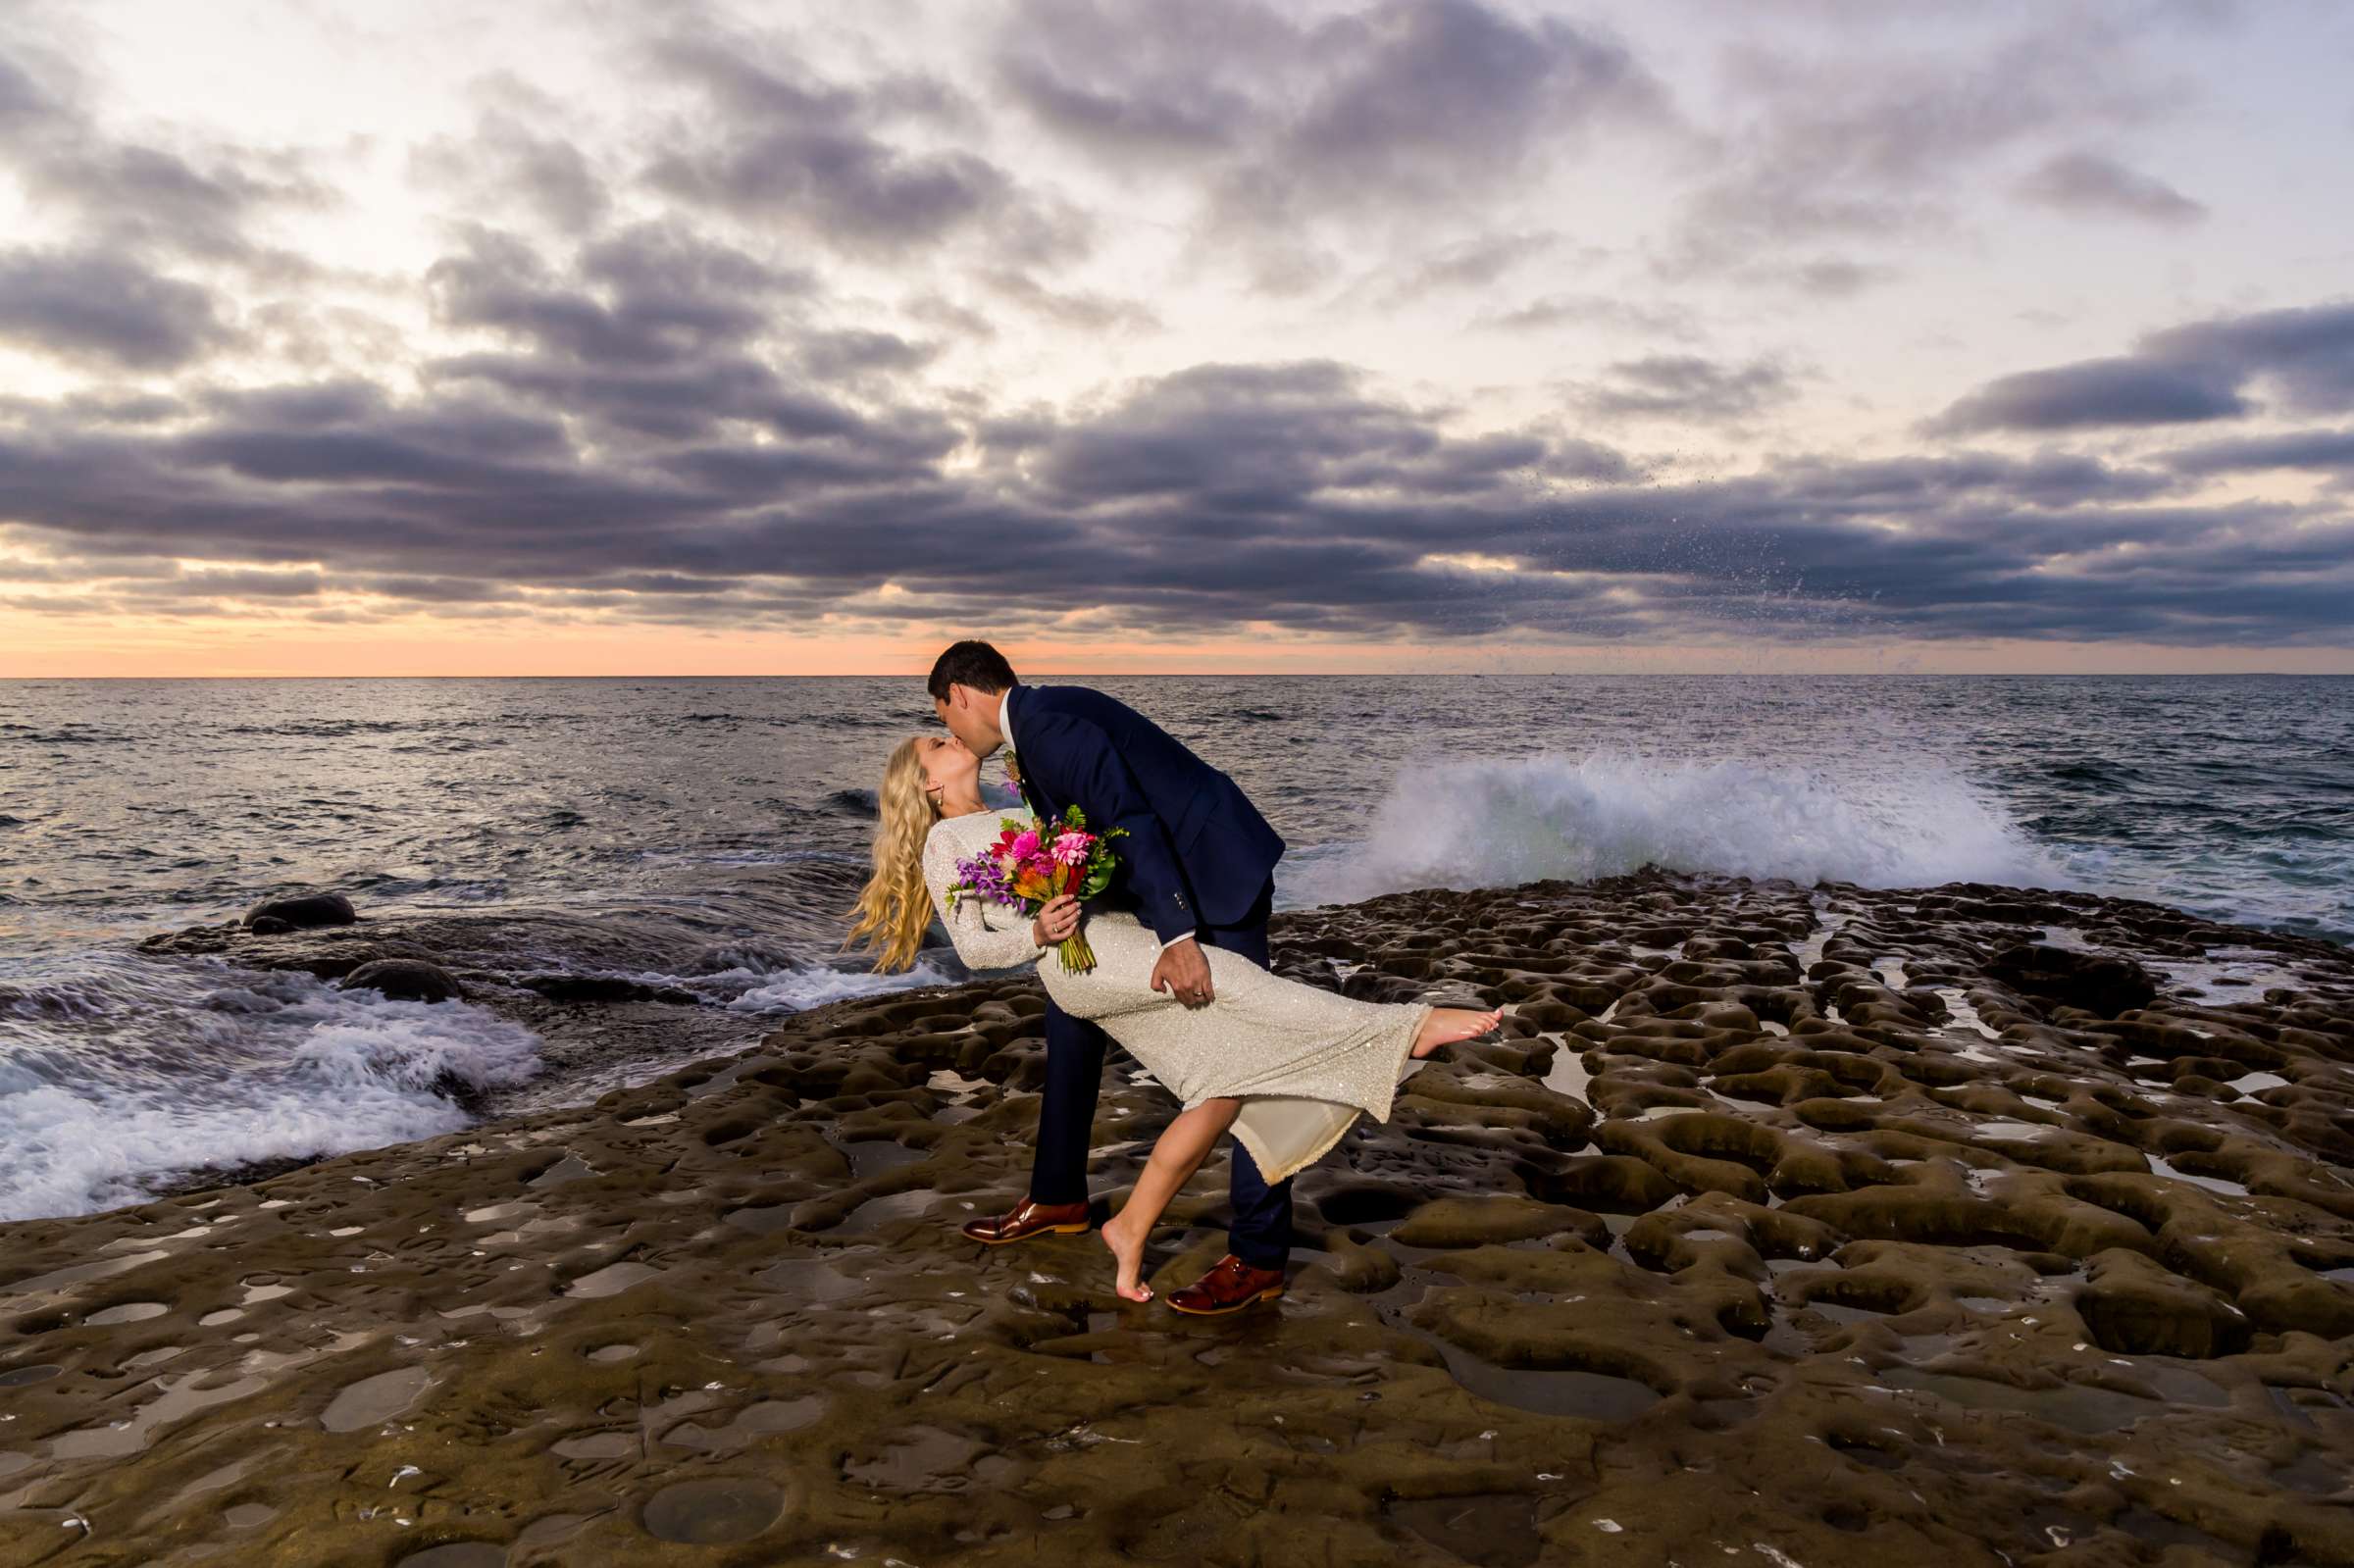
[{"left": 928, "top": 639, "right": 1294, "bottom": 1315}]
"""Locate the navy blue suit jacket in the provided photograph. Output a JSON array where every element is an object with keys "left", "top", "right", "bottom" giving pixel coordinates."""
[{"left": 1004, "top": 684, "right": 1284, "bottom": 944}]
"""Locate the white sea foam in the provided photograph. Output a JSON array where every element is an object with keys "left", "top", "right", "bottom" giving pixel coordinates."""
[
  {"left": 579, "top": 939, "right": 959, "bottom": 1016},
  {"left": 1285, "top": 751, "right": 2065, "bottom": 907},
  {"left": 725, "top": 960, "right": 955, "bottom": 1015},
  {"left": 0, "top": 956, "right": 542, "bottom": 1224}
]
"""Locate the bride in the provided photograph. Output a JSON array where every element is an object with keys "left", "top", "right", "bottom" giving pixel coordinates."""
[{"left": 849, "top": 732, "right": 1500, "bottom": 1303}]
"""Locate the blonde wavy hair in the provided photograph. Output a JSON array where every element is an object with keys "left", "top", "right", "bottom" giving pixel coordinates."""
[{"left": 845, "top": 736, "right": 943, "bottom": 973}]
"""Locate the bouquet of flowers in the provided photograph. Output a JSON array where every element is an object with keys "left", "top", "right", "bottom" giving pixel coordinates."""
[{"left": 948, "top": 805, "right": 1125, "bottom": 972}]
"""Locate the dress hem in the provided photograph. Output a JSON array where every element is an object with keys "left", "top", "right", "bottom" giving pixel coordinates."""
[{"left": 1204, "top": 1001, "right": 1434, "bottom": 1185}]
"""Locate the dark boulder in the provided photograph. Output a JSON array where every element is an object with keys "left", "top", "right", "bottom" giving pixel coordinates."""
[
  {"left": 246, "top": 915, "right": 295, "bottom": 936},
  {"left": 339, "top": 958, "right": 464, "bottom": 1004},
  {"left": 521, "top": 973, "right": 655, "bottom": 1003},
  {"left": 242, "top": 891, "right": 357, "bottom": 931},
  {"left": 1986, "top": 942, "right": 2158, "bottom": 1016}
]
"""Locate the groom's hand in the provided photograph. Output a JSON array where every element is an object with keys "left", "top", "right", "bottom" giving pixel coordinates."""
[{"left": 1151, "top": 938, "right": 1213, "bottom": 1009}]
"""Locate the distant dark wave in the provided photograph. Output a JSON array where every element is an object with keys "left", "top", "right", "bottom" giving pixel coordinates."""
[{"left": 2046, "top": 760, "right": 2145, "bottom": 784}]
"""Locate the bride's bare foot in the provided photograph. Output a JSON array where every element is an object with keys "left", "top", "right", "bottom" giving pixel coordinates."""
[
  {"left": 1411, "top": 1006, "right": 1504, "bottom": 1059},
  {"left": 1100, "top": 1212, "right": 1152, "bottom": 1301}
]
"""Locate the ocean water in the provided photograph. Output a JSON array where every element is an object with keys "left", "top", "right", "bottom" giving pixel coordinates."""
[{"left": 3, "top": 674, "right": 2348, "bottom": 1220}]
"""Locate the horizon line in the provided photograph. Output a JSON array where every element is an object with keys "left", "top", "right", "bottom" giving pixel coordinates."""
[{"left": 3, "top": 670, "right": 2347, "bottom": 682}]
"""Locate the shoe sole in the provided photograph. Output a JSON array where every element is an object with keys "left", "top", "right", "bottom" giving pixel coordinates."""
[
  {"left": 1165, "top": 1286, "right": 1285, "bottom": 1316},
  {"left": 966, "top": 1222, "right": 1091, "bottom": 1246}
]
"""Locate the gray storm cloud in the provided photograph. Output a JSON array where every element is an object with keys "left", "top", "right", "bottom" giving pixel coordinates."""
[{"left": 0, "top": 0, "right": 2347, "bottom": 657}]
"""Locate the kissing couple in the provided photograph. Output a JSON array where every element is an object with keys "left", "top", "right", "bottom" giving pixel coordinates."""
[{"left": 849, "top": 641, "right": 1501, "bottom": 1311}]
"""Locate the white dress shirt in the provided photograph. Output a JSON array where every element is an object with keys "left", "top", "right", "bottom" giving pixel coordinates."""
[{"left": 999, "top": 686, "right": 1195, "bottom": 954}]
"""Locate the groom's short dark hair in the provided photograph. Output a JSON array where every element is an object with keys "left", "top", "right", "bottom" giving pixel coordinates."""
[{"left": 928, "top": 639, "right": 1017, "bottom": 699}]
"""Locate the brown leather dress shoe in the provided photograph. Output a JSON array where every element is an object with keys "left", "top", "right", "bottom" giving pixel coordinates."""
[
  {"left": 960, "top": 1196, "right": 1091, "bottom": 1245},
  {"left": 1166, "top": 1254, "right": 1285, "bottom": 1316}
]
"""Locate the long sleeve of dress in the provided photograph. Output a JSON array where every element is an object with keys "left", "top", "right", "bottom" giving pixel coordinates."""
[{"left": 922, "top": 822, "right": 1049, "bottom": 973}]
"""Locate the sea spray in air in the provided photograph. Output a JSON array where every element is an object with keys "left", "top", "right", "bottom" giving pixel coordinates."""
[{"left": 1285, "top": 750, "right": 2063, "bottom": 906}]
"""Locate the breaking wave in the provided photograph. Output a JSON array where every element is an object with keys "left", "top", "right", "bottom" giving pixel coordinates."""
[{"left": 1285, "top": 751, "right": 2068, "bottom": 907}]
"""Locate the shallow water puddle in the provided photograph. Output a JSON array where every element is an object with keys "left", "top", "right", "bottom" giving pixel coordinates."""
[
  {"left": 1388, "top": 1492, "right": 1543, "bottom": 1568},
  {"left": 683, "top": 1054, "right": 782, "bottom": 1098},
  {"left": 51, "top": 1371, "right": 272, "bottom": 1458},
  {"left": 838, "top": 1139, "right": 927, "bottom": 1182},
  {"left": 552, "top": 1431, "right": 637, "bottom": 1460},
  {"left": 1976, "top": 1120, "right": 2060, "bottom": 1142},
  {"left": 2146, "top": 1155, "right": 2249, "bottom": 1197},
  {"left": 396, "top": 1543, "right": 508, "bottom": 1568},
  {"left": 757, "top": 1250, "right": 882, "bottom": 1303},
  {"left": 321, "top": 1366, "right": 434, "bottom": 1433},
  {"left": 1372, "top": 1267, "right": 1661, "bottom": 1423},
  {"left": 640, "top": 1476, "right": 784, "bottom": 1543},
  {"left": 0, "top": 1365, "right": 63, "bottom": 1389},
  {"left": 2148, "top": 949, "right": 2309, "bottom": 1000},
  {"left": 564, "top": 1261, "right": 664, "bottom": 1299},
  {"left": 1879, "top": 1367, "right": 2175, "bottom": 1435},
  {"left": 836, "top": 1189, "right": 937, "bottom": 1234},
  {"left": 85, "top": 1301, "right": 169, "bottom": 1326},
  {"left": 663, "top": 1396, "right": 827, "bottom": 1451},
  {"left": 843, "top": 1425, "right": 994, "bottom": 1492},
  {"left": 4, "top": 1250, "right": 171, "bottom": 1297},
  {"left": 1426, "top": 1336, "right": 1661, "bottom": 1423},
  {"left": 463, "top": 1201, "right": 538, "bottom": 1226},
  {"left": 516, "top": 1514, "right": 592, "bottom": 1548},
  {"left": 1536, "top": 1037, "right": 1592, "bottom": 1103},
  {"left": 1788, "top": 901, "right": 1848, "bottom": 971},
  {"left": 1934, "top": 988, "right": 2002, "bottom": 1041},
  {"left": 1807, "top": 1301, "right": 1889, "bottom": 1327},
  {"left": 723, "top": 1204, "right": 795, "bottom": 1235},
  {"left": 530, "top": 1153, "right": 597, "bottom": 1189}
]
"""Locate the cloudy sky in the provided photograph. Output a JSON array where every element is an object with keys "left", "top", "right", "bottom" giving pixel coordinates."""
[{"left": 2, "top": 0, "right": 2350, "bottom": 676}]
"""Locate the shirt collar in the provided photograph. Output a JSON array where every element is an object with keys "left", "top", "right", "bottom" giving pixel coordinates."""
[{"left": 997, "top": 686, "right": 1014, "bottom": 751}]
